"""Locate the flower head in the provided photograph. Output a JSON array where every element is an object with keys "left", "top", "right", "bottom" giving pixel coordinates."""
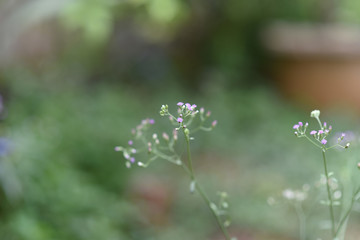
[
  {"left": 177, "top": 102, "right": 184, "bottom": 106},
  {"left": 310, "top": 130, "right": 317, "bottom": 135},
  {"left": 321, "top": 139, "right": 327, "bottom": 145},
  {"left": 177, "top": 117, "right": 183, "bottom": 123},
  {"left": 293, "top": 124, "right": 299, "bottom": 130},
  {"left": 128, "top": 140, "right": 133, "bottom": 145},
  {"left": 310, "top": 110, "right": 320, "bottom": 118}
]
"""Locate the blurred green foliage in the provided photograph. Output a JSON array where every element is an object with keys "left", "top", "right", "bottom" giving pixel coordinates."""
[{"left": 1, "top": 0, "right": 360, "bottom": 239}]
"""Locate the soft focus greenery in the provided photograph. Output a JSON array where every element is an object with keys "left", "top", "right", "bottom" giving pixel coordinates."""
[{"left": 0, "top": 0, "right": 360, "bottom": 239}]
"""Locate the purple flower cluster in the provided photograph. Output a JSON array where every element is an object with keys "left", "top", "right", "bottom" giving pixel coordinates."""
[
  {"left": 293, "top": 111, "right": 351, "bottom": 149},
  {"left": 177, "top": 102, "right": 197, "bottom": 111},
  {"left": 308, "top": 122, "right": 332, "bottom": 145},
  {"left": 292, "top": 121, "right": 308, "bottom": 136}
]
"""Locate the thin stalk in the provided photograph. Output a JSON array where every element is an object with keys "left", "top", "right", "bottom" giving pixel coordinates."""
[
  {"left": 294, "top": 202, "right": 306, "bottom": 240},
  {"left": 335, "top": 186, "right": 360, "bottom": 237},
  {"left": 182, "top": 129, "right": 231, "bottom": 240},
  {"left": 322, "top": 150, "right": 335, "bottom": 237}
]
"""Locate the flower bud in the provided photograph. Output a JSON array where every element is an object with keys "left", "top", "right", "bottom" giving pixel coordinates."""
[
  {"left": 310, "top": 110, "right": 320, "bottom": 118},
  {"left": 184, "top": 128, "right": 190, "bottom": 137}
]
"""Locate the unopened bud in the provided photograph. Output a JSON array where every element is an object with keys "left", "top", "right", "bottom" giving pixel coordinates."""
[
  {"left": 184, "top": 128, "right": 190, "bottom": 136},
  {"left": 345, "top": 143, "right": 350, "bottom": 149},
  {"left": 310, "top": 110, "right": 320, "bottom": 118}
]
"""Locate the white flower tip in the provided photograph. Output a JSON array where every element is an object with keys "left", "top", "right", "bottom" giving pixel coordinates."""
[{"left": 310, "top": 110, "right": 320, "bottom": 118}]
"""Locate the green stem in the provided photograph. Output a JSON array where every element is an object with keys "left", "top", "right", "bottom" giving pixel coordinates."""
[
  {"left": 335, "top": 186, "right": 360, "bottom": 237},
  {"left": 294, "top": 202, "right": 306, "bottom": 240},
  {"left": 182, "top": 129, "right": 231, "bottom": 240},
  {"left": 322, "top": 150, "right": 335, "bottom": 237}
]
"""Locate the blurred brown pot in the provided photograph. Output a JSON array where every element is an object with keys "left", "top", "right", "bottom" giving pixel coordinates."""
[{"left": 263, "top": 22, "right": 360, "bottom": 111}]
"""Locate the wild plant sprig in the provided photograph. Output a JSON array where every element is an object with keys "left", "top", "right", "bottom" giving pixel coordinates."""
[
  {"left": 116, "top": 102, "right": 235, "bottom": 240},
  {"left": 292, "top": 110, "right": 355, "bottom": 240}
]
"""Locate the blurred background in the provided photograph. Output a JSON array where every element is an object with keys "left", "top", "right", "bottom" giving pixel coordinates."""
[{"left": 1, "top": 0, "right": 360, "bottom": 239}]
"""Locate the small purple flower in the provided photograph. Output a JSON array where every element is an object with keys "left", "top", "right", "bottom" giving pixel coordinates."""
[
  {"left": 114, "top": 146, "right": 122, "bottom": 152},
  {"left": 162, "top": 132, "right": 169, "bottom": 141},
  {"left": 212, "top": 120, "right": 217, "bottom": 127},
  {"left": 293, "top": 124, "right": 299, "bottom": 130},
  {"left": 324, "top": 122, "right": 327, "bottom": 127},
  {"left": 206, "top": 111, "right": 211, "bottom": 117},
  {"left": 185, "top": 103, "right": 192, "bottom": 110},
  {"left": 321, "top": 139, "right": 327, "bottom": 145},
  {"left": 310, "top": 130, "right": 317, "bottom": 135},
  {"left": 191, "top": 104, "right": 197, "bottom": 110},
  {"left": 130, "top": 157, "right": 135, "bottom": 163},
  {"left": 341, "top": 133, "right": 346, "bottom": 138},
  {"left": 299, "top": 122, "right": 303, "bottom": 127},
  {"left": 131, "top": 148, "right": 137, "bottom": 154},
  {"left": 177, "top": 102, "right": 184, "bottom": 106},
  {"left": 177, "top": 117, "right": 183, "bottom": 123},
  {"left": 318, "top": 130, "right": 324, "bottom": 134},
  {"left": 128, "top": 140, "right": 133, "bottom": 145},
  {"left": 149, "top": 119, "right": 155, "bottom": 124}
]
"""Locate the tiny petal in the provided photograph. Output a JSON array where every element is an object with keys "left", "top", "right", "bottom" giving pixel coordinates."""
[
  {"left": 162, "top": 132, "right": 169, "bottom": 141},
  {"left": 305, "top": 122, "right": 309, "bottom": 127},
  {"left": 212, "top": 120, "right": 217, "bottom": 127},
  {"left": 321, "top": 139, "right": 327, "bottom": 145},
  {"left": 131, "top": 148, "right": 137, "bottom": 154},
  {"left": 310, "top": 130, "right": 317, "bottom": 135},
  {"left": 177, "top": 102, "right": 184, "bottom": 106},
  {"left": 200, "top": 107, "right": 205, "bottom": 113},
  {"left": 177, "top": 117, "right": 183, "bottom": 123},
  {"left": 298, "top": 122, "right": 303, "bottom": 126},
  {"left": 185, "top": 103, "right": 191, "bottom": 110},
  {"left": 318, "top": 130, "right": 324, "bottom": 134},
  {"left": 128, "top": 140, "right": 133, "bottom": 145},
  {"left": 191, "top": 104, "right": 197, "bottom": 110},
  {"left": 293, "top": 124, "right": 299, "bottom": 129},
  {"left": 323, "top": 122, "right": 327, "bottom": 127},
  {"left": 206, "top": 111, "right": 211, "bottom": 117},
  {"left": 126, "top": 162, "right": 131, "bottom": 168},
  {"left": 341, "top": 133, "right": 346, "bottom": 138},
  {"left": 114, "top": 146, "right": 122, "bottom": 151},
  {"left": 130, "top": 157, "right": 135, "bottom": 163},
  {"left": 149, "top": 119, "right": 155, "bottom": 124}
]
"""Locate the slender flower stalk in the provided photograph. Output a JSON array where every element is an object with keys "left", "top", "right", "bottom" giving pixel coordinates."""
[
  {"left": 182, "top": 128, "right": 231, "bottom": 240},
  {"left": 322, "top": 150, "right": 335, "bottom": 237}
]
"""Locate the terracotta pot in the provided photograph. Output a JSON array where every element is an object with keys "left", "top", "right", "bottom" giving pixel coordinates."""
[{"left": 263, "top": 22, "right": 360, "bottom": 111}]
